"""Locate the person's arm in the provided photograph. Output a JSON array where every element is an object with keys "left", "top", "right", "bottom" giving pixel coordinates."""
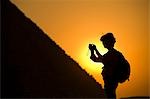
[
  {"left": 95, "top": 48, "right": 102, "bottom": 58},
  {"left": 89, "top": 45, "right": 103, "bottom": 62}
]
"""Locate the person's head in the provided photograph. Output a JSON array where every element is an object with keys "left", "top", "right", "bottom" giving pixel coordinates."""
[{"left": 100, "top": 33, "right": 116, "bottom": 50}]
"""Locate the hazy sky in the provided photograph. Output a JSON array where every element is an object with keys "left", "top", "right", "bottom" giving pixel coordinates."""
[{"left": 11, "top": 0, "right": 149, "bottom": 98}]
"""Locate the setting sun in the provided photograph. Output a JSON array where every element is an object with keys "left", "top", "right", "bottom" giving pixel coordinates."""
[
  {"left": 11, "top": 0, "right": 149, "bottom": 98},
  {"left": 78, "top": 39, "right": 108, "bottom": 83}
]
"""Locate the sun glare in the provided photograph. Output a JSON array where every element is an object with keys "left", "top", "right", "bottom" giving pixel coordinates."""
[{"left": 78, "top": 40, "right": 108, "bottom": 84}]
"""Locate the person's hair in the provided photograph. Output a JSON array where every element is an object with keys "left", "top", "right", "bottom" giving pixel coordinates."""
[{"left": 100, "top": 33, "right": 116, "bottom": 44}]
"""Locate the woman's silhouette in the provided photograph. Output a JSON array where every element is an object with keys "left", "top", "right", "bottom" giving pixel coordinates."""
[{"left": 89, "top": 33, "right": 124, "bottom": 99}]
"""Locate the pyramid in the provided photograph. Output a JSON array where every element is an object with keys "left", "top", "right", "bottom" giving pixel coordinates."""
[{"left": 2, "top": 0, "right": 105, "bottom": 98}]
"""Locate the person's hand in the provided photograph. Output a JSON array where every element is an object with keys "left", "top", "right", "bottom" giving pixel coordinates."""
[
  {"left": 89, "top": 44, "right": 93, "bottom": 50},
  {"left": 92, "top": 44, "right": 96, "bottom": 50},
  {"left": 89, "top": 44, "right": 96, "bottom": 50}
]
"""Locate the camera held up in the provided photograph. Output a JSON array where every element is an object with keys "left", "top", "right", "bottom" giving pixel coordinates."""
[{"left": 88, "top": 44, "right": 96, "bottom": 50}]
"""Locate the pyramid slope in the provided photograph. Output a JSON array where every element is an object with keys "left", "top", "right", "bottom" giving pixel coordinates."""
[{"left": 2, "top": 1, "right": 105, "bottom": 98}]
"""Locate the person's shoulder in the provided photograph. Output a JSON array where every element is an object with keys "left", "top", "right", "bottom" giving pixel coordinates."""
[
  {"left": 113, "top": 49, "right": 123, "bottom": 56},
  {"left": 114, "top": 49, "right": 122, "bottom": 54},
  {"left": 114, "top": 49, "right": 125, "bottom": 59}
]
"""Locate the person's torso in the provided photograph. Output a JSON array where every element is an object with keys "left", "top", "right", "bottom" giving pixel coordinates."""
[{"left": 101, "top": 49, "right": 122, "bottom": 79}]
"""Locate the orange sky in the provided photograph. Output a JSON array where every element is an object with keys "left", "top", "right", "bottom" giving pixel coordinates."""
[{"left": 11, "top": 0, "right": 149, "bottom": 98}]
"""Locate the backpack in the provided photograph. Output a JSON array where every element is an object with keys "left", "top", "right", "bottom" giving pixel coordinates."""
[{"left": 116, "top": 53, "right": 130, "bottom": 83}]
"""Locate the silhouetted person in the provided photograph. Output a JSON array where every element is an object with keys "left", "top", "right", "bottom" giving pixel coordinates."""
[{"left": 89, "top": 33, "right": 124, "bottom": 99}]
